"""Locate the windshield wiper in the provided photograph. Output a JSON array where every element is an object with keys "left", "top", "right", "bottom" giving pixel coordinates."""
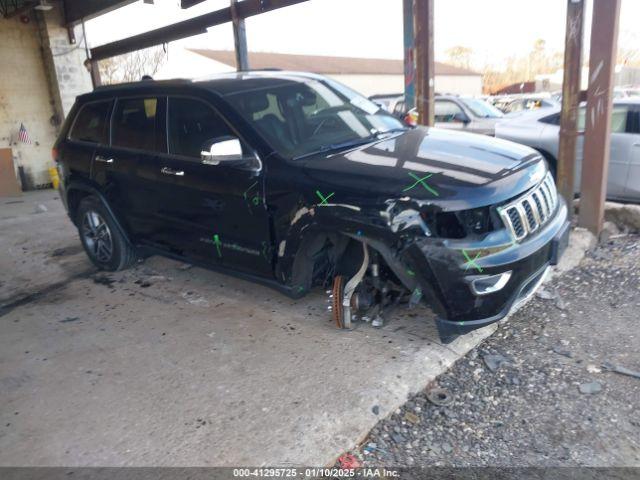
[
  {"left": 373, "top": 127, "right": 409, "bottom": 136},
  {"left": 293, "top": 128, "right": 408, "bottom": 160},
  {"left": 293, "top": 136, "right": 380, "bottom": 160}
]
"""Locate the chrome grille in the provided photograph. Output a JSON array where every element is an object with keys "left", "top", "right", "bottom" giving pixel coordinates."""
[{"left": 499, "top": 173, "right": 558, "bottom": 242}]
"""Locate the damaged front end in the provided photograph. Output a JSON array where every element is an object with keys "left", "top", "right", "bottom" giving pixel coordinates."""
[
  {"left": 311, "top": 171, "right": 568, "bottom": 343},
  {"left": 270, "top": 128, "right": 569, "bottom": 342}
]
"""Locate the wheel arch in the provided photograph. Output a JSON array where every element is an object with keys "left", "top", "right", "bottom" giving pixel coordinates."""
[
  {"left": 66, "top": 181, "right": 133, "bottom": 248},
  {"left": 534, "top": 148, "right": 558, "bottom": 177}
]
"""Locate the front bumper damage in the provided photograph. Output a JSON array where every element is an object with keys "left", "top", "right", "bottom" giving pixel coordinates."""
[{"left": 395, "top": 198, "right": 569, "bottom": 341}]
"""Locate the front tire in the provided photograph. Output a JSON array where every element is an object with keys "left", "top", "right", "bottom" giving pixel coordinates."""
[{"left": 77, "top": 196, "right": 136, "bottom": 271}]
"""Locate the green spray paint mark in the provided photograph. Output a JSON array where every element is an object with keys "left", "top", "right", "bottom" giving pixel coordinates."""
[
  {"left": 261, "top": 241, "right": 270, "bottom": 261},
  {"left": 243, "top": 181, "right": 261, "bottom": 208},
  {"left": 462, "top": 249, "right": 483, "bottom": 273},
  {"left": 403, "top": 172, "right": 439, "bottom": 196},
  {"left": 213, "top": 234, "right": 222, "bottom": 258},
  {"left": 315, "top": 190, "right": 335, "bottom": 206},
  {"left": 407, "top": 269, "right": 416, "bottom": 276}
]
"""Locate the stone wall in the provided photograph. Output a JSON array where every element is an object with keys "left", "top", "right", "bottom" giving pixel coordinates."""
[{"left": 0, "top": 4, "right": 92, "bottom": 188}]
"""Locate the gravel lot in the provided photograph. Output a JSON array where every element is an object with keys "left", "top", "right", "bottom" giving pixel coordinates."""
[{"left": 347, "top": 234, "right": 640, "bottom": 467}]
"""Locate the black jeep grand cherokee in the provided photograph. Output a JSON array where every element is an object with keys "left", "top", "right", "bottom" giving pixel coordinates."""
[{"left": 54, "top": 71, "right": 570, "bottom": 341}]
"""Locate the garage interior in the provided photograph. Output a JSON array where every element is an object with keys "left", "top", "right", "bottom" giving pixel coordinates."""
[{"left": 1, "top": 0, "right": 636, "bottom": 469}]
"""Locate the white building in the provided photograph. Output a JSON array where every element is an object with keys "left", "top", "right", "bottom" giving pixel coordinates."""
[
  {"left": 157, "top": 48, "right": 483, "bottom": 97},
  {"left": 535, "top": 65, "right": 640, "bottom": 93}
]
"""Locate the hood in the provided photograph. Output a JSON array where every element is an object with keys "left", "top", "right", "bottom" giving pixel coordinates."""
[{"left": 299, "top": 127, "right": 547, "bottom": 211}]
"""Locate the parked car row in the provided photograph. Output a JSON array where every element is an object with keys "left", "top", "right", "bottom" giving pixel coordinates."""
[
  {"left": 495, "top": 99, "right": 640, "bottom": 202},
  {"left": 370, "top": 94, "right": 506, "bottom": 136}
]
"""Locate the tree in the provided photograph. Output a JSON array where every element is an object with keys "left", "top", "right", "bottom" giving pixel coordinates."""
[
  {"left": 98, "top": 46, "right": 167, "bottom": 85},
  {"left": 445, "top": 45, "right": 473, "bottom": 70}
]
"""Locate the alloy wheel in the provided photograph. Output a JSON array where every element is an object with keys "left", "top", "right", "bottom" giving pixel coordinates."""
[{"left": 82, "top": 211, "right": 113, "bottom": 263}]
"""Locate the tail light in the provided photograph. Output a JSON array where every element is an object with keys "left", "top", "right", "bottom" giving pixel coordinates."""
[{"left": 51, "top": 147, "right": 59, "bottom": 162}]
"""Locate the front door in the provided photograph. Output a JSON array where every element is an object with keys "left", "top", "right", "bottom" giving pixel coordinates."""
[
  {"left": 137, "top": 96, "right": 273, "bottom": 278},
  {"left": 434, "top": 99, "right": 469, "bottom": 132}
]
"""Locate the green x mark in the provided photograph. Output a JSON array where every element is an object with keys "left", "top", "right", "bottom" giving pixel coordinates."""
[
  {"left": 462, "top": 249, "right": 483, "bottom": 273},
  {"left": 315, "top": 190, "right": 335, "bottom": 206},
  {"left": 403, "top": 172, "right": 439, "bottom": 196}
]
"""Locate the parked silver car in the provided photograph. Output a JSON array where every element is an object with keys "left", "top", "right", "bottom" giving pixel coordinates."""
[
  {"left": 405, "top": 96, "right": 505, "bottom": 135},
  {"left": 495, "top": 99, "right": 640, "bottom": 202}
]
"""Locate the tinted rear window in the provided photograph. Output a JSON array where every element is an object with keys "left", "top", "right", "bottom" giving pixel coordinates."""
[
  {"left": 112, "top": 97, "right": 166, "bottom": 152},
  {"left": 69, "top": 101, "right": 111, "bottom": 144}
]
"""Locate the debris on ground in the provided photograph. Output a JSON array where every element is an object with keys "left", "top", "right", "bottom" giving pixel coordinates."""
[
  {"left": 59, "top": 317, "right": 79, "bottom": 323},
  {"left": 425, "top": 387, "right": 453, "bottom": 406},
  {"left": 337, "top": 453, "right": 361, "bottom": 469},
  {"left": 92, "top": 275, "right": 115, "bottom": 287},
  {"left": 403, "top": 412, "right": 420, "bottom": 424},
  {"left": 586, "top": 364, "right": 602, "bottom": 374},
  {"left": 552, "top": 346, "right": 573, "bottom": 358},
  {"left": 482, "top": 353, "right": 510, "bottom": 372},
  {"left": 578, "top": 381, "right": 603, "bottom": 395},
  {"left": 33, "top": 204, "right": 48, "bottom": 214},
  {"left": 180, "top": 291, "right": 210, "bottom": 307},
  {"left": 602, "top": 361, "right": 640, "bottom": 380}
]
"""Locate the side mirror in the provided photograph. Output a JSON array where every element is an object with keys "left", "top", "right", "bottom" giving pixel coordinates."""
[
  {"left": 453, "top": 112, "right": 470, "bottom": 124},
  {"left": 201, "top": 136, "right": 262, "bottom": 173},
  {"left": 201, "top": 137, "right": 243, "bottom": 165}
]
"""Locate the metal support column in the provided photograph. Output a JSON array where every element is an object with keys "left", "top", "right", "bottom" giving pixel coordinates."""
[
  {"left": 413, "top": 0, "right": 434, "bottom": 126},
  {"left": 89, "top": 59, "right": 102, "bottom": 88},
  {"left": 402, "top": 0, "right": 416, "bottom": 112},
  {"left": 231, "top": 0, "right": 249, "bottom": 71},
  {"left": 557, "top": 0, "right": 585, "bottom": 220},
  {"left": 578, "top": 0, "right": 621, "bottom": 235}
]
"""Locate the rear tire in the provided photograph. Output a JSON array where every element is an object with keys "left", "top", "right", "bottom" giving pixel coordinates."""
[{"left": 77, "top": 196, "right": 137, "bottom": 271}]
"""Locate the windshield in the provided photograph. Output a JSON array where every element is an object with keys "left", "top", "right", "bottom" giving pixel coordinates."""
[
  {"left": 461, "top": 98, "right": 504, "bottom": 118},
  {"left": 223, "top": 78, "right": 406, "bottom": 159}
]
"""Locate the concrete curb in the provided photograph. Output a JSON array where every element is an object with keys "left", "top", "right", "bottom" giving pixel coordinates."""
[
  {"left": 604, "top": 201, "right": 640, "bottom": 231},
  {"left": 548, "top": 227, "right": 596, "bottom": 281},
  {"left": 572, "top": 200, "right": 640, "bottom": 232}
]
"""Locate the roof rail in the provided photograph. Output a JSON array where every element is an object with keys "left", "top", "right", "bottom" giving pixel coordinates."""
[{"left": 93, "top": 78, "right": 192, "bottom": 91}]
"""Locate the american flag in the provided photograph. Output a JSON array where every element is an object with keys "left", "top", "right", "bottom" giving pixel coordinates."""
[{"left": 18, "top": 123, "right": 32, "bottom": 144}]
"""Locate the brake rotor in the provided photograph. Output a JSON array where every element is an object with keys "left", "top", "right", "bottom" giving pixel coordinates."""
[{"left": 331, "top": 275, "right": 345, "bottom": 328}]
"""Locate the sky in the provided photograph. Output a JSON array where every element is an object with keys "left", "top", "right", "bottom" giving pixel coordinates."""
[{"left": 85, "top": 0, "right": 640, "bottom": 71}]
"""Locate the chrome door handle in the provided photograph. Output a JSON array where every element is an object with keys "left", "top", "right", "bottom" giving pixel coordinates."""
[
  {"left": 95, "top": 155, "right": 114, "bottom": 163},
  {"left": 161, "top": 167, "right": 184, "bottom": 176}
]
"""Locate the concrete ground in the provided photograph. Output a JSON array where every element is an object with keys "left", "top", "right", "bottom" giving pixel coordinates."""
[{"left": 0, "top": 191, "right": 495, "bottom": 467}]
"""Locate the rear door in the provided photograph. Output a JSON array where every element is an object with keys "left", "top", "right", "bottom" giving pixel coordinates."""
[
  {"left": 137, "top": 95, "right": 273, "bottom": 277},
  {"left": 94, "top": 96, "right": 167, "bottom": 242},
  {"left": 65, "top": 99, "right": 113, "bottom": 199}
]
